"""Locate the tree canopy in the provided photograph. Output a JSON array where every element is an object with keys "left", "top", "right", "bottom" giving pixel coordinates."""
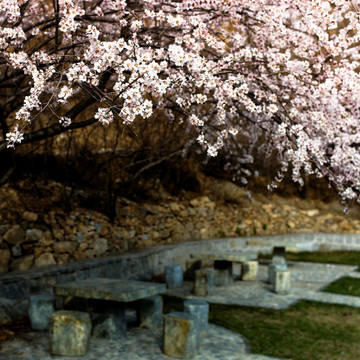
[{"left": 1, "top": 0, "right": 360, "bottom": 202}]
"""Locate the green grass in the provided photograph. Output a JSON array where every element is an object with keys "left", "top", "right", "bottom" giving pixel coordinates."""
[
  {"left": 210, "top": 301, "right": 360, "bottom": 360},
  {"left": 259, "top": 250, "right": 360, "bottom": 268},
  {"left": 162, "top": 295, "right": 360, "bottom": 360},
  {"left": 322, "top": 276, "right": 360, "bottom": 297}
]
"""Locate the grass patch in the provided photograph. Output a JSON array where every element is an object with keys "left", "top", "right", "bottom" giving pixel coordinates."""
[
  {"left": 259, "top": 250, "right": 360, "bottom": 268},
  {"left": 162, "top": 296, "right": 360, "bottom": 360},
  {"left": 322, "top": 276, "right": 360, "bottom": 297}
]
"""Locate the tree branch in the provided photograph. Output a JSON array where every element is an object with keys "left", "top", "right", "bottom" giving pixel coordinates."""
[{"left": 0, "top": 70, "right": 114, "bottom": 151}]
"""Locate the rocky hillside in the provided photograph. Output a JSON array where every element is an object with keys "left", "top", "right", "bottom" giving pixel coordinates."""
[{"left": 1, "top": 175, "right": 360, "bottom": 273}]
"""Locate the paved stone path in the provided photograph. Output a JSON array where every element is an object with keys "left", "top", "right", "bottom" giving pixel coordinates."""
[
  {"left": 0, "top": 322, "right": 279, "bottom": 360},
  {"left": 1, "top": 261, "right": 360, "bottom": 360},
  {"left": 168, "top": 261, "right": 360, "bottom": 310}
]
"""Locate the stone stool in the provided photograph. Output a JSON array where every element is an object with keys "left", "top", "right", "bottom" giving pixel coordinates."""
[
  {"left": 268, "top": 246, "right": 287, "bottom": 285},
  {"left": 138, "top": 295, "right": 163, "bottom": 328},
  {"left": 50, "top": 310, "right": 91, "bottom": 357},
  {"left": 268, "top": 263, "right": 287, "bottom": 285},
  {"left": 165, "top": 264, "right": 184, "bottom": 289},
  {"left": 274, "top": 270, "right": 291, "bottom": 295},
  {"left": 241, "top": 261, "right": 258, "bottom": 281},
  {"left": 193, "top": 269, "right": 214, "bottom": 296},
  {"left": 214, "top": 260, "right": 233, "bottom": 286},
  {"left": 28, "top": 294, "right": 55, "bottom": 330},
  {"left": 184, "top": 299, "right": 209, "bottom": 337},
  {"left": 163, "top": 312, "right": 200, "bottom": 358}
]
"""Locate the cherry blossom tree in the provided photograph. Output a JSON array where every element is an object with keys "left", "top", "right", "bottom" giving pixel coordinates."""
[{"left": 1, "top": 0, "right": 360, "bottom": 203}]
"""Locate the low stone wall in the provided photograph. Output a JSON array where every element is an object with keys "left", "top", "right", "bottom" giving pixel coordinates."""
[
  {"left": 245, "top": 232, "right": 360, "bottom": 253},
  {"left": 1, "top": 233, "right": 360, "bottom": 321}
]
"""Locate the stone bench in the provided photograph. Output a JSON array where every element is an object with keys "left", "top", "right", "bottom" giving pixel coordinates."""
[
  {"left": 51, "top": 310, "right": 91, "bottom": 356},
  {"left": 163, "top": 311, "right": 200, "bottom": 358}
]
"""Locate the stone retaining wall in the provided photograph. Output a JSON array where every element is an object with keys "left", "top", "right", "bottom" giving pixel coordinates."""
[{"left": 1, "top": 233, "right": 360, "bottom": 321}]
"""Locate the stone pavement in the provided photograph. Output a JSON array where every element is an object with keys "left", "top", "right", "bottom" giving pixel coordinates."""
[
  {"left": 0, "top": 321, "right": 279, "bottom": 360},
  {"left": 167, "top": 261, "right": 360, "bottom": 310},
  {"left": 1, "top": 261, "right": 360, "bottom": 360}
]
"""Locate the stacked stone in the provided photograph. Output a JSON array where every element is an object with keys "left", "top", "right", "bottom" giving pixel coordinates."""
[{"left": 2, "top": 174, "right": 360, "bottom": 275}]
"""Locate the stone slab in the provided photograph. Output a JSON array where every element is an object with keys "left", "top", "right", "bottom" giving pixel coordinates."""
[{"left": 54, "top": 278, "right": 166, "bottom": 302}]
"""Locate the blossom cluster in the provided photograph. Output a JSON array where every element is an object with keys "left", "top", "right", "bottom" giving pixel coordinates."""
[{"left": 94, "top": 108, "right": 114, "bottom": 126}]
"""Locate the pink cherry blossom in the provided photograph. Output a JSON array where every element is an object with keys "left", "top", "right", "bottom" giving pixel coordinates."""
[{"left": 1, "top": 0, "right": 360, "bottom": 203}]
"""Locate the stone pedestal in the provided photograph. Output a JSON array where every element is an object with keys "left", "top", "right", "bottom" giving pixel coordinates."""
[
  {"left": 51, "top": 310, "right": 91, "bottom": 357},
  {"left": 232, "top": 262, "right": 242, "bottom": 280},
  {"left": 165, "top": 264, "right": 184, "bottom": 289},
  {"left": 274, "top": 270, "right": 291, "bottom": 295},
  {"left": 273, "top": 246, "right": 286, "bottom": 263},
  {"left": 193, "top": 269, "right": 214, "bottom": 296},
  {"left": 185, "top": 259, "right": 202, "bottom": 281},
  {"left": 92, "top": 304, "right": 127, "bottom": 340},
  {"left": 163, "top": 312, "right": 199, "bottom": 358},
  {"left": 138, "top": 295, "right": 163, "bottom": 328},
  {"left": 214, "top": 261, "right": 233, "bottom": 286},
  {"left": 241, "top": 261, "right": 258, "bottom": 281},
  {"left": 28, "top": 294, "right": 55, "bottom": 330},
  {"left": 184, "top": 299, "right": 209, "bottom": 337}
]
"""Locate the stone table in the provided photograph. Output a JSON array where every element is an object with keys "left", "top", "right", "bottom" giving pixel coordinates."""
[
  {"left": 190, "top": 252, "right": 258, "bottom": 286},
  {"left": 54, "top": 278, "right": 166, "bottom": 339}
]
